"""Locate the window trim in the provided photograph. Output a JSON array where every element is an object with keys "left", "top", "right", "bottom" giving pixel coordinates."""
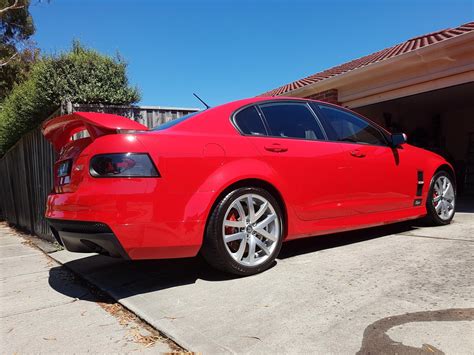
[
  {"left": 306, "top": 103, "right": 328, "bottom": 140},
  {"left": 231, "top": 104, "right": 269, "bottom": 137},
  {"left": 312, "top": 103, "right": 390, "bottom": 147}
]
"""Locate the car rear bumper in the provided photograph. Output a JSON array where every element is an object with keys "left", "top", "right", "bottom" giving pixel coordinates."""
[
  {"left": 48, "top": 219, "right": 130, "bottom": 259},
  {"left": 45, "top": 188, "right": 213, "bottom": 260}
]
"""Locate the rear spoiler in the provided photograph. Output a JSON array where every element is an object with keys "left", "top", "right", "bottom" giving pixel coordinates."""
[{"left": 41, "top": 112, "right": 148, "bottom": 151}]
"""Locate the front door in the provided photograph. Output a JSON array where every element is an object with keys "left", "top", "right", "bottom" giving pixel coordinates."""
[{"left": 314, "top": 103, "right": 414, "bottom": 214}]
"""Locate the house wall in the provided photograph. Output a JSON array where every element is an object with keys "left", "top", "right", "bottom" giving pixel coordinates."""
[{"left": 305, "top": 89, "right": 340, "bottom": 105}]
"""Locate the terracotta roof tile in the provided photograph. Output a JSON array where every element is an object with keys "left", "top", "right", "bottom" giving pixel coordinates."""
[{"left": 260, "top": 22, "right": 474, "bottom": 97}]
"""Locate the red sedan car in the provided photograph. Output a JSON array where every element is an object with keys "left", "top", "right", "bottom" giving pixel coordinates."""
[{"left": 42, "top": 97, "right": 456, "bottom": 275}]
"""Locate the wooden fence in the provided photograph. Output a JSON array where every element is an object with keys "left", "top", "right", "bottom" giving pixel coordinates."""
[{"left": 0, "top": 103, "right": 198, "bottom": 241}]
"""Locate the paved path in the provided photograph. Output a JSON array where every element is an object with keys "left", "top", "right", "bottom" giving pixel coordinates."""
[
  {"left": 0, "top": 223, "right": 177, "bottom": 354},
  {"left": 48, "top": 212, "right": 474, "bottom": 354}
]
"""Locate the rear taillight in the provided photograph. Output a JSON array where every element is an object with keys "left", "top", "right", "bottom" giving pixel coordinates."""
[{"left": 89, "top": 153, "right": 159, "bottom": 178}]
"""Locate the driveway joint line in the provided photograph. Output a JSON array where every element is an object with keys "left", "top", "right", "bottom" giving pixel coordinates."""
[
  {"left": 0, "top": 269, "right": 49, "bottom": 281},
  {"left": 0, "top": 253, "right": 41, "bottom": 261},
  {"left": 398, "top": 233, "right": 474, "bottom": 242},
  {"left": 0, "top": 299, "right": 78, "bottom": 319}
]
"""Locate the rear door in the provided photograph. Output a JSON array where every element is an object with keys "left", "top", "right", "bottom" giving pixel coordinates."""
[
  {"left": 234, "top": 101, "right": 350, "bottom": 221},
  {"left": 313, "top": 103, "right": 414, "bottom": 214}
]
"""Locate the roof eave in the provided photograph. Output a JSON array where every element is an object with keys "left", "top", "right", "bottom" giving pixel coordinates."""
[{"left": 277, "top": 30, "right": 474, "bottom": 99}]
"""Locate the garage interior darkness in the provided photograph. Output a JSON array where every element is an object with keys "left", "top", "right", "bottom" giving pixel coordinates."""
[{"left": 354, "top": 82, "right": 474, "bottom": 196}]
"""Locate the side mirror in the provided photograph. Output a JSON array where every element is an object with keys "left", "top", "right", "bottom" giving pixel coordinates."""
[{"left": 391, "top": 133, "right": 407, "bottom": 147}]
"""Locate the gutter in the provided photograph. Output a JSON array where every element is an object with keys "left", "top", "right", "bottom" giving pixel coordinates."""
[{"left": 278, "top": 31, "right": 474, "bottom": 100}]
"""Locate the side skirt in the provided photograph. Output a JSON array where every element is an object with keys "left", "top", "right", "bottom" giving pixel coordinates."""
[{"left": 286, "top": 206, "right": 427, "bottom": 241}]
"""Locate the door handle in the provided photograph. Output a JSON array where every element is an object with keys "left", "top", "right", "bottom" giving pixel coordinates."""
[
  {"left": 350, "top": 149, "right": 366, "bottom": 158},
  {"left": 264, "top": 143, "right": 288, "bottom": 153}
]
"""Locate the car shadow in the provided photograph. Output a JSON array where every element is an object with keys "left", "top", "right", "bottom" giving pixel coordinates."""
[
  {"left": 48, "top": 219, "right": 420, "bottom": 303},
  {"left": 48, "top": 196, "right": 474, "bottom": 302},
  {"left": 48, "top": 254, "right": 238, "bottom": 304},
  {"left": 278, "top": 221, "right": 414, "bottom": 259}
]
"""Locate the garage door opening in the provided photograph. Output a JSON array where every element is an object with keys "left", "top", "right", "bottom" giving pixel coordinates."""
[{"left": 354, "top": 82, "right": 474, "bottom": 196}]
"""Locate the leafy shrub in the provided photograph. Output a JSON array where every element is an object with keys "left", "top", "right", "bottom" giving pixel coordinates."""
[{"left": 0, "top": 41, "right": 140, "bottom": 155}]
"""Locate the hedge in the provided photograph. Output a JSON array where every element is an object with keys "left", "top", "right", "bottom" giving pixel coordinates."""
[{"left": 0, "top": 41, "right": 140, "bottom": 155}]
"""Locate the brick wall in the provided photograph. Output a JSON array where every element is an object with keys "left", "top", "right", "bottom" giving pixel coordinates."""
[{"left": 305, "top": 89, "right": 340, "bottom": 105}]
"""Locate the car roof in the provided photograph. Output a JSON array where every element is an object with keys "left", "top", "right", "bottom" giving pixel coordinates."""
[
  {"left": 157, "top": 96, "right": 389, "bottom": 136},
  {"left": 163, "top": 97, "right": 315, "bottom": 134}
]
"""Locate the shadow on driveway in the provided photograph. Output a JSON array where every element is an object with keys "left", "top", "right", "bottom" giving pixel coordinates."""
[
  {"left": 48, "top": 219, "right": 418, "bottom": 302},
  {"left": 49, "top": 255, "right": 235, "bottom": 304},
  {"left": 48, "top": 196, "right": 474, "bottom": 302},
  {"left": 278, "top": 220, "right": 415, "bottom": 259}
]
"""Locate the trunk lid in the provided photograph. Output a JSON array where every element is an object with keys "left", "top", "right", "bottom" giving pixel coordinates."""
[{"left": 42, "top": 112, "right": 148, "bottom": 193}]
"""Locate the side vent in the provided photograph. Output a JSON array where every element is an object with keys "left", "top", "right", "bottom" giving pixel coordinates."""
[{"left": 416, "top": 170, "right": 424, "bottom": 196}]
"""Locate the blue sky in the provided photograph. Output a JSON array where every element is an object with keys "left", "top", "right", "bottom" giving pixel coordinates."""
[{"left": 30, "top": 0, "right": 473, "bottom": 108}]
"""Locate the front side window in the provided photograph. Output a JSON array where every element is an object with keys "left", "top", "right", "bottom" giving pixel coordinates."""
[
  {"left": 317, "top": 105, "right": 387, "bottom": 145},
  {"left": 259, "top": 103, "right": 325, "bottom": 140},
  {"left": 234, "top": 106, "right": 267, "bottom": 136}
]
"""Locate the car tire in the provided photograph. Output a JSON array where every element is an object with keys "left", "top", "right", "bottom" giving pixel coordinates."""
[
  {"left": 201, "top": 187, "right": 284, "bottom": 276},
  {"left": 425, "top": 170, "right": 456, "bottom": 226}
]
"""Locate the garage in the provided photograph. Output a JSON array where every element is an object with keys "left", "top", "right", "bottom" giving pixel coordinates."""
[
  {"left": 261, "top": 21, "right": 474, "bottom": 195},
  {"left": 355, "top": 82, "right": 474, "bottom": 195}
]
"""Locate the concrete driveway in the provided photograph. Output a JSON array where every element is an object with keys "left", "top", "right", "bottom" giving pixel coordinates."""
[
  {"left": 0, "top": 223, "right": 177, "bottom": 353},
  {"left": 48, "top": 207, "right": 474, "bottom": 354}
]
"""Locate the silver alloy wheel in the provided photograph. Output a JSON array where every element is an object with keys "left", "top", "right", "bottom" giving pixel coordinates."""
[
  {"left": 222, "top": 193, "right": 281, "bottom": 267},
  {"left": 432, "top": 175, "right": 455, "bottom": 221}
]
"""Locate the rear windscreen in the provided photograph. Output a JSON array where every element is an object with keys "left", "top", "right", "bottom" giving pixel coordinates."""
[{"left": 151, "top": 112, "right": 200, "bottom": 131}]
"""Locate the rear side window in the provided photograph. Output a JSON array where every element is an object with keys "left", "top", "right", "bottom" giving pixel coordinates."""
[
  {"left": 259, "top": 103, "right": 325, "bottom": 140},
  {"left": 234, "top": 106, "right": 267, "bottom": 135},
  {"left": 317, "top": 105, "right": 387, "bottom": 145}
]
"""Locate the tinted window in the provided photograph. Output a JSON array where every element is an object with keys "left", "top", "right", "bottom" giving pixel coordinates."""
[
  {"left": 259, "top": 103, "right": 325, "bottom": 140},
  {"left": 317, "top": 105, "right": 386, "bottom": 145},
  {"left": 234, "top": 106, "right": 267, "bottom": 135},
  {"left": 152, "top": 112, "right": 199, "bottom": 130}
]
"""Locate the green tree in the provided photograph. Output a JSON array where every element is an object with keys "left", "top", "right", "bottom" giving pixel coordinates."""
[
  {"left": 0, "top": 41, "right": 140, "bottom": 155},
  {"left": 1, "top": 0, "right": 38, "bottom": 100}
]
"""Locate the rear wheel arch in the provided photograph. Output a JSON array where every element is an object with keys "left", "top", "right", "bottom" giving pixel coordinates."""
[
  {"left": 201, "top": 182, "right": 286, "bottom": 275},
  {"left": 206, "top": 178, "right": 288, "bottom": 238}
]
